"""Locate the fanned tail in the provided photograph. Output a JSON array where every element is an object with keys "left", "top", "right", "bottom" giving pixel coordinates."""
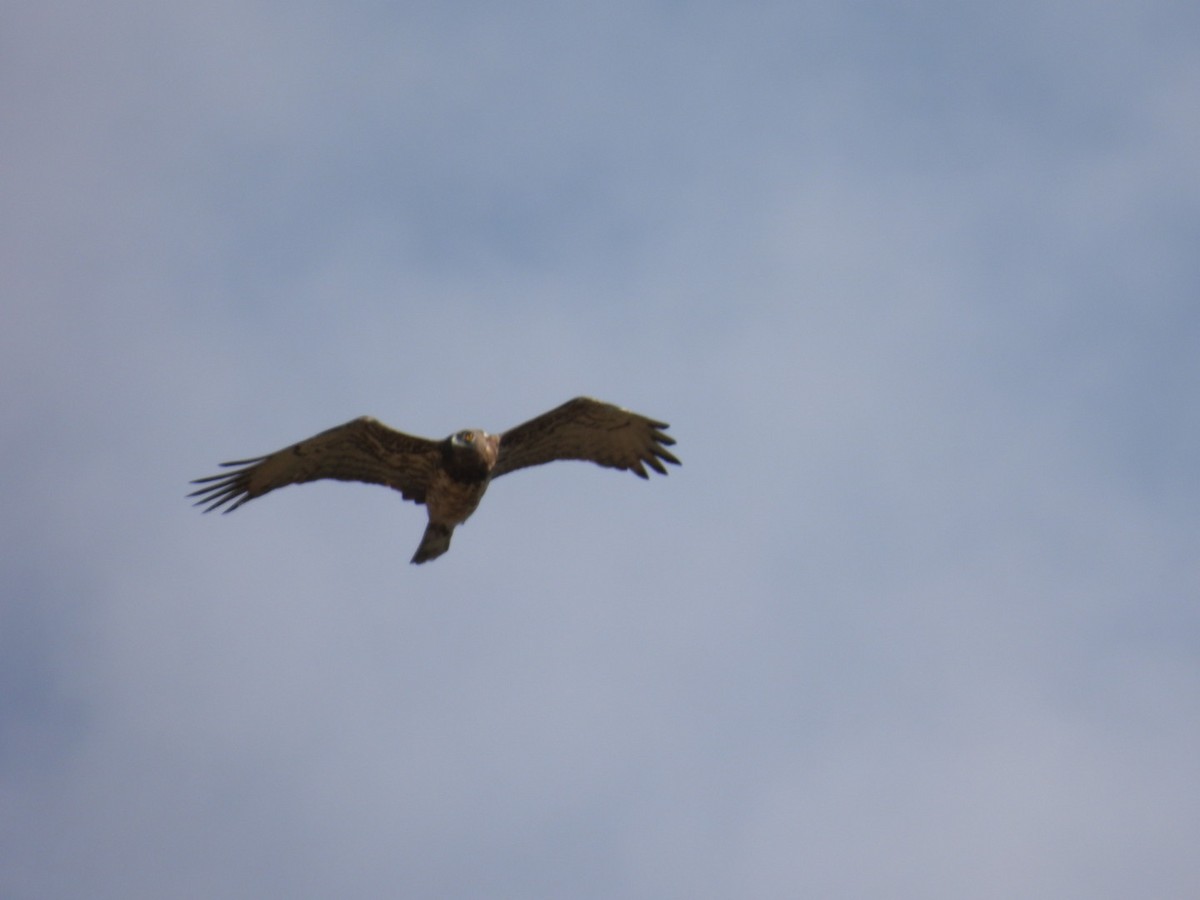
[{"left": 411, "top": 523, "right": 453, "bottom": 564}]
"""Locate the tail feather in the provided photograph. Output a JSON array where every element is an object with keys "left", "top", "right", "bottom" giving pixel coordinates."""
[{"left": 411, "top": 522, "right": 453, "bottom": 564}]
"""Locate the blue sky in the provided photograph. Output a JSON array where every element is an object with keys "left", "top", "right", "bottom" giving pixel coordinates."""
[{"left": 3, "top": 1, "right": 1199, "bottom": 897}]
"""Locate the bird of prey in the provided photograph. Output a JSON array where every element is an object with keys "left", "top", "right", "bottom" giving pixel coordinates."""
[{"left": 189, "top": 397, "right": 679, "bottom": 564}]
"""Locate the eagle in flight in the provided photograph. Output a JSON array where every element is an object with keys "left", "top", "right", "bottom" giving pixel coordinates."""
[{"left": 190, "top": 397, "right": 679, "bottom": 564}]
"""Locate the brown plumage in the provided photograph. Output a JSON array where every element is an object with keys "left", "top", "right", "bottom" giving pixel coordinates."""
[{"left": 189, "top": 397, "right": 679, "bottom": 564}]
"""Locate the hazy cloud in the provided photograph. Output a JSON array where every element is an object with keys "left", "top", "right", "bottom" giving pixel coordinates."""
[{"left": 3, "top": 2, "right": 1197, "bottom": 897}]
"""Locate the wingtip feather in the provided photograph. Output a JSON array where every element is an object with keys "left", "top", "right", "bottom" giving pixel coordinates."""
[{"left": 220, "top": 456, "right": 267, "bottom": 468}]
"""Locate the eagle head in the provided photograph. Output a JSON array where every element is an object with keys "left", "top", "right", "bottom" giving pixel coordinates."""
[{"left": 442, "top": 429, "right": 497, "bottom": 482}]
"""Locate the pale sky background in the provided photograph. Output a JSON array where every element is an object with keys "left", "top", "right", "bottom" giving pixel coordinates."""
[{"left": 3, "top": 2, "right": 1199, "bottom": 897}]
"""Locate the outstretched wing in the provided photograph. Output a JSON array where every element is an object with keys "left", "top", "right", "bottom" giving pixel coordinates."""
[
  {"left": 493, "top": 397, "right": 680, "bottom": 479},
  {"left": 189, "top": 417, "right": 441, "bottom": 513}
]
